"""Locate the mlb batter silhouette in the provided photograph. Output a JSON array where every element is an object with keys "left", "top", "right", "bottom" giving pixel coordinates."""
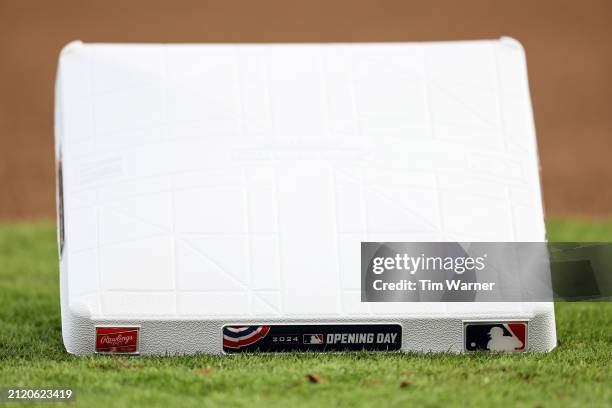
[
  {"left": 486, "top": 326, "right": 523, "bottom": 351},
  {"left": 309, "top": 335, "right": 323, "bottom": 344}
]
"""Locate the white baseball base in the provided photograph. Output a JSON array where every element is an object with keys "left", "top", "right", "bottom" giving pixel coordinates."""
[{"left": 55, "top": 39, "right": 556, "bottom": 355}]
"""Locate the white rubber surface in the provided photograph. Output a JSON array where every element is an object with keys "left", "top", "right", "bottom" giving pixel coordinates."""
[{"left": 55, "top": 39, "right": 556, "bottom": 354}]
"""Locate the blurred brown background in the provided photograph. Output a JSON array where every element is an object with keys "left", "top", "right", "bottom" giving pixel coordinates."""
[{"left": 0, "top": 0, "right": 610, "bottom": 219}]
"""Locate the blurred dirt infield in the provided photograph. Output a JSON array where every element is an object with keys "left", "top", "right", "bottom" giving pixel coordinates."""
[{"left": 0, "top": 0, "right": 610, "bottom": 219}]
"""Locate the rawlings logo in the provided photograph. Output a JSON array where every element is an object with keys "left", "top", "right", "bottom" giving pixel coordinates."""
[
  {"left": 95, "top": 327, "right": 139, "bottom": 354},
  {"left": 99, "top": 333, "right": 134, "bottom": 346}
]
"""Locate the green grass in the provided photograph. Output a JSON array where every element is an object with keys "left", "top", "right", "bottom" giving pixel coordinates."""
[{"left": 0, "top": 221, "right": 610, "bottom": 407}]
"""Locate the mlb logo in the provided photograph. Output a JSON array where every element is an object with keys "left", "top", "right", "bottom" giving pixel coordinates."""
[
  {"left": 303, "top": 334, "right": 324, "bottom": 344},
  {"left": 465, "top": 322, "right": 527, "bottom": 352}
]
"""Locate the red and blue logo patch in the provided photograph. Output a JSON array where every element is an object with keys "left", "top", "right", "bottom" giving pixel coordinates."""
[{"left": 465, "top": 322, "right": 527, "bottom": 352}]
